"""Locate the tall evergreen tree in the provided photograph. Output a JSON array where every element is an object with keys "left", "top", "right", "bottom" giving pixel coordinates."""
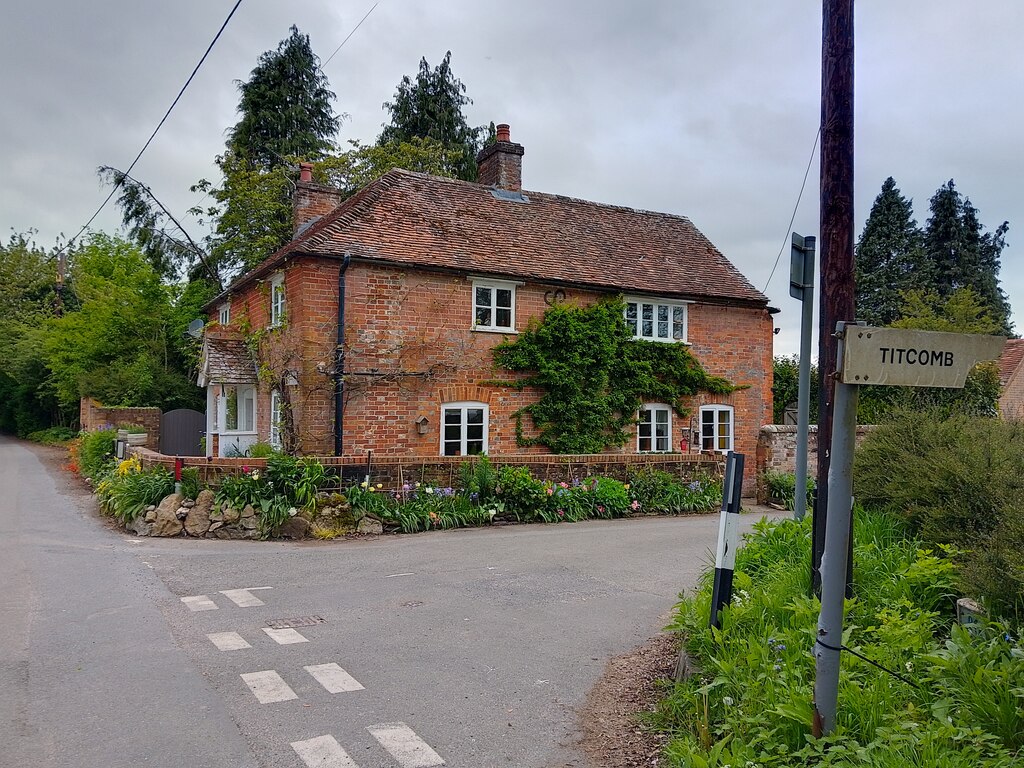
[
  {"left": 379, "top": 51, "right": 489, "bottom": 181},
  {"left": 227, "top": 25, "right": 339, "bottom": 171},
  {"left": 924, "top": 180, "right": 1012, "bottom": 334},
  {"left": 854, "top": 177, "right": 926, "bottom": 326}
]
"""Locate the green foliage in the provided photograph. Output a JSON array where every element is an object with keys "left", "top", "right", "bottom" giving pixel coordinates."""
[
  {"left": 97, "top": 466, "right": 174, "bottom": 524},
  {"left": 771, "top": 355, "right": 819, "bottom": 424},
  {"left": 379, "top": 51, "right": 489, "bottom": 181},
  {"left": 627, "top": 468, "right": 723, "bottom": 514},
  {"left": 492, "top": 298, "right": 733, "bottom": 453},
  {"left": 457, "top": 455, "right": 497, "bottom": 503},
  {"left": 316, "top": 137, "right": 453, "bottom": 192},
  {"left": 854, "top": 412, "right": 1024, "bottom": 617},
  {"left": 494, "top": 465, "right": 547, "bottom": 521},
  {"left": 79, "top": 429, "right": 116, "bottom": 479},
  {"left": 762, "top": 470, "right": 815, "bottom": 511},
  {"left": 656, "top": 511, "right": 1018, "bottom": 767},
  {"left": 245, "top": 442, "right": 280, "bottom": 458},
  {"left": 26, "top": 426, "right": 77, "bottom": 444},
  {"left": 228, "top": 25, "right": 338, "bottom": 172},
  {"left": 179, "top": 467, "right": 202, "bottom": 501}
]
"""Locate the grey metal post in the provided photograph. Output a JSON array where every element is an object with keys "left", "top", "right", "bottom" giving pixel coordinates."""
[
  {"left": 792, "top": 235, "right": 816, "bottom": 522},
  {"left": 812, "top": 322, "right": 859, "bottom": 736}
]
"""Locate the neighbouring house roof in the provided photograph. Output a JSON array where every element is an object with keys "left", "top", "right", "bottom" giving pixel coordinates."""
[
  {"left": 208, "top": 169, "right": 768, "bottom": 309},
  {"left": 197, "top": 335, "right": 256, "bottom": 387},
  {"left": 998, "top": 338, "right": 1024, "bottom": 386}
]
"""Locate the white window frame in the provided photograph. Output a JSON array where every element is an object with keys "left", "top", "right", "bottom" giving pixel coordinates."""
[
  {"left": 269, "top": 390, "right": 283, "bottom": 449},
  {"left": 440, "top": 401, "right": 489, "bottom": 456},
  {"left": 638, "top": 403, "right": 673, "bottom": 452},
  {"left": 471, "top": 278, "right": 518, "bottom": 333},
  {"left": 699, "top": 404, "right": 734, "bottom": 454},
  {"left": 218, "top": 302, "right": 230, "bottom": 325},
  {"left": 624, "top": 296, "right": 689, "bottom": 343},
  {"left": 270, "top": 273, "right": 286, "bottom": 327},
  {"left": 219, "top": 384, "right": 257, "bottom": 435}
]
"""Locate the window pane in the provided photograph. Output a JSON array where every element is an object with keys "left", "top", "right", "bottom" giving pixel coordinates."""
[
  {"left": 226, "top": 388, "right": 238, "bottom": 430},
  {"left": 444, "top": 409, "right": 461, "bottom": 425},
  {"left": 496, "top": 288, "right": 512, "bottom": 308},
  {"left": 467, "top": 408, "right": 484, "bottom": 424},
  {"left": 720, "top": 410, "right": 730, "bottom": 426},
  {"left": 445, "top": 425, "right": 462, "bottom": 441},
  {"left": 658, "top": 320, "right": 669, "bottom": 338},
  {"left": 443, "top": 441, "right": 460, "bottom": 456},
  {"left": 702, "top": 410, "right": 714, "bottom": 425},
  {"left": 639, "top": 436, "right": 651, "bottom": 451},
  {"left": 642, "top": 304, "right": 653, "bottom": 321},
  {"left": 466, "top": 424, "right": 483, "bottom": 441},
  {"left": 476, "top": 286, "right": 491, "bottom": 307},
  {"left": 655, "top": 410, "right": 669, "bottom": 424},
  {"left": 642, "top": 318, "right": 653, "bottom": 337},
  {"left": 475, "top": 307, "right": 492, "bottom": 326},
  {"left": 241, "top": 390, "right": 255, "bottom": 431},
  {"left": 656, "top": 436, "right": 669, "bottom": 451},
  {"left": 626, "top": 303, "right": 637, "bottom": 320},
  {"left": 673, "top": 306, "right": 685, "bottom": 339},
  {"left": 466, "top": 440, "right": 484, "bottom": 455},
  {"left": 655, "top": 421, "right": 668, "bottom": 438},
  {"left": 496, "top": 308, "right": 511, "bottom": 328},
  {"left": 658, "top": 305, "right": 669, "bottom": 322},
  {"left": 627, "top": 317, "right": 638, "bottom": 335}
]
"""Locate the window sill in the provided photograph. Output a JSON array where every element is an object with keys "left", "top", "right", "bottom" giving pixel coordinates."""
[
  {"left": 632, "top": 337, "right": 690, "bottom": 345},
  {"left": 471, "top": 326, "right": 518, "bottom": 335},
  {"left": 219, "top": 430, "right": 258, "bottom": 436}
]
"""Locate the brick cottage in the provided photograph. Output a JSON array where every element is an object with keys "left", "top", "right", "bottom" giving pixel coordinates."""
[{"left": 198, "top": 125, "right": 775, "bottom": 484}]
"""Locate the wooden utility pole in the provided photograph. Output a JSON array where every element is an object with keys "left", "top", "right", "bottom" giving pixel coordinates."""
[{"left": 812, "top": 0, "right": 855, "bottom": 593}]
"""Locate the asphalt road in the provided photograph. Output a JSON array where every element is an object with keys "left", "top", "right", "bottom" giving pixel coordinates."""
[{"left": 0, "top": 436, "right": 781, "bottom": 768}]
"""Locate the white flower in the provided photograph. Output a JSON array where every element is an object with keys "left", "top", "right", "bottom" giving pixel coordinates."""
[
  {"left": 288, "top": 507, "right": 297, "bottom": 517},
  {"left": 425, "top": 487, "right": 434, "bottom": 495},
  {"left": 488, "top": 509, "right": 497, "bottom": 520},
  {"left": 722, "top": 696, "right": 734, "bottom": 706},
  {"left": 250, "top": 470, "right": 260, "bottom": 481}
]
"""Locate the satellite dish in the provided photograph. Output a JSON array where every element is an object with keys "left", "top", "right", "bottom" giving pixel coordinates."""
[{"left": 186, "top": 318, "right": 205, "bottom": 338}]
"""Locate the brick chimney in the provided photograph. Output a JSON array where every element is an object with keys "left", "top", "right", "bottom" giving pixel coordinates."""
[
  {"left": 292, "top": 162, "right": 343, "bottom": 237},
  {"left": 476, "top": 123, "right": 524, "bottom": 191}
]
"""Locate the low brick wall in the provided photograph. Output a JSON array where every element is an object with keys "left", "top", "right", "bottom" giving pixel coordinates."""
[
  {"left": 131, "top": 448, "right": 725, "bottom": 490},
  {"left": 80, "top": 398, "right": 161, "bottom": 451},
  {"left": 755, "top": 424, "right": 875, "bottom": 502}
]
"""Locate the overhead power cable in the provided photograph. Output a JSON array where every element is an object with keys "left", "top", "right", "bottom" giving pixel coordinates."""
[
  {"left": 55, "top": 0, "right": 244, "bottom": 257},
  {"left": 762, "top": 126, "right": 822, "bottom": 294},
  {"left": 321, "top": 2, "right": 380, "bottom": 68}
]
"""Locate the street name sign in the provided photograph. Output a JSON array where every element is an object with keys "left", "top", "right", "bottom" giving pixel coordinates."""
[{"left": 841, "top": 326, "right": 1005, "bottom": 388}]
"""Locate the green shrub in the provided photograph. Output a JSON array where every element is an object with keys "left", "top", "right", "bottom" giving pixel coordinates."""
[
  {"left": 763, "top": 469, "right": 815, "bottom": 511},
  {"left": 97, "top": 466, "right": 174, "bottom": 524},
  {"left": 179, "top": 467, "right": 202, "bottom": 500},
  {"left": 656, "top": 510, "right": 1020, "bottom": 767},
  {"left": 26, "top": 426, "right": 77, "bottom": 444},
  {"left": 854, "top": 411, "right": 1024, "bottom": 617},
  {"left": 79, "top": 429, "right": 117, "bottom": 479},
  {"left": 214, "top": 466, "right": 292, "bottom": 538},
  {"left": 495, "top": 465, "right": 546, "bottom": 522},
  {"left": 246, "top": 441, "right": 280, "bottom": 458},
  {"left": 628, "top": 468, "right": 723, "bottom": 514},
  {"left": 458, "top": 454, "right": 497, "bottom": 503},
  {"left": 587, "top": 476, "right": 631, "bottom": 518}
]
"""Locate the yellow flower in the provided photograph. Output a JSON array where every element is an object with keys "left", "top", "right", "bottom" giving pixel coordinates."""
[{"left": 376, "top": 483, "right": 383, "bottom": 489}]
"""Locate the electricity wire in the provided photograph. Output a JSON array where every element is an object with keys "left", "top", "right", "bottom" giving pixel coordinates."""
[
  {"left": 761, "top": 126, "right": 822, "bottom": 294},
  {"left": 815, "top": 638, "right": 922, "bottom": 689},
  {"left": 322, "top": 2, "right": 380, "bottom": 68},
  {"left": 54, "top": 0, "right": 244, "bottom": 257}
]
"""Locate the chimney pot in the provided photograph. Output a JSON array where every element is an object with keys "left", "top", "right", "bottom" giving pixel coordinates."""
[
  {"left": 299, "top": 162, "right": 313, "bottom": 183},
  {"left": 496, "top": 123, "right": 511, "bottom": 143}
]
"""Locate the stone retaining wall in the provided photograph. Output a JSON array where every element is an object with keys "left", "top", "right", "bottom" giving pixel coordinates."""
[{"left": 755, "top": 424, "right": 875, "bottom": 502}]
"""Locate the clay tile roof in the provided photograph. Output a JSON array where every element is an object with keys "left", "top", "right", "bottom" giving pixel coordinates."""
[
  {"left": 998, "top": 338, "right": 1024, "bottom": 386},
  {"left": 198, "top": 336, "right": 256, "bottom": 386}
]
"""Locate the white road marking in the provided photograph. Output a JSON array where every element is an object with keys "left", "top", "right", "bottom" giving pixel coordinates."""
[
  {"left": 207, "top": 632, "right": 251, "bottom": 651},
  {"left": 219, "top": 587, "right": 272, "bottom": 607},
  {"left": 181, "top": 595, "right": 218, "bottom": 611},
  {"left": 385, "top": 572, "right": 416, "bottom": 578},
  {"left": 291, "top": 735, "right": 360, "bottom": 768},
  {"left": 262, "top": 627, "right": 308, "bottom": 645},
  {"left": 304, "top": 663, "right": 365, "bottom": 693},
  {"left": 367, "top": 722, "right": 445, "bottom": 767},
  {"left": 240, "top": 670, "right": 297, "bottom": 704}
]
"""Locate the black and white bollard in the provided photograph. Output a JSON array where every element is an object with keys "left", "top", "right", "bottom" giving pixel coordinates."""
[{"left": 709, "top": 451, "right": 745, "bottom": 630}]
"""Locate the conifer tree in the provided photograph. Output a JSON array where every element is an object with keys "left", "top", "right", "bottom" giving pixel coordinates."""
[
  {"left": 854, "top": 177, "right": 925, "bottom": 326},
  {"left": 379, "top": 51, "right": 489, "bottom": 181}
]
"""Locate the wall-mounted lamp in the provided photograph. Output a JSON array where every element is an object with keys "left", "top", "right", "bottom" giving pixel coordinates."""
[{"left": 415, "top": 415, "right": 430, "bottom": 436}]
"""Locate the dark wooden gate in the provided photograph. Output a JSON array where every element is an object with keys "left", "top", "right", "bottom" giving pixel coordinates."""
[{"left": 159, "top": 408, "right": 205, "bottom": 456}]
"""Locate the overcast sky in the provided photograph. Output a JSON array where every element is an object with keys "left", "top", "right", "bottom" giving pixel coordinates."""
[{"left": 1, "top": 1, "right": 1021, "bottom": 357}]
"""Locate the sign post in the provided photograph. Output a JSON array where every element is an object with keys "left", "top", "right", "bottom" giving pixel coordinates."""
[
  {"left": 812, "top": 323, "right": 1005, "bottom": 736},
  {"left": 790, "top": 234, "right": 816, "bottom": 522},
  {"left": 709, "top": 451, "right": 745, "bottom": 630}
]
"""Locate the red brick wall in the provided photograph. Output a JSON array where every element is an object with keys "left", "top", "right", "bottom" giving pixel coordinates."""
[
  {"left": 1001, "top": 366, "right": 1024, "bottom": 421},
  {"left": 79, "top": 397, "right": 161, "bottom": 451},
  {"left": 209, "top": 258, "right": 773, "bottom": 489}
]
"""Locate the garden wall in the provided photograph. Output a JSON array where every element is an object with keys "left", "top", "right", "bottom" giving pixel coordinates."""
[
  {"left": 756, "top": 424, "right": 874, "bottom": 501},
  {"left": 131, "top": 447, "right": 725, "bottom": 491},
  {"left": 80, "top": 398, "right": 161, "bottom": 451}
]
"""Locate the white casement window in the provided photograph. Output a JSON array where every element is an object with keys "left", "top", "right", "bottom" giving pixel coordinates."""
[
  {"left": 270, "top": 274, "right": 286, "bottom": 327},
  {"left": 624, "top": 297, "right": 688, "bottom": 342},
  {"left": 221, "top": 385, "right": 256, "bottom": 433},
  {"left": 440, "top": 402, "right": 488, "bottom": 456},
  {"left": 472, "top": 279, "right": 517, "bottom": 332},
  {"left": 700, "top": 404, "right": 734, "bottom": 454},
  {"left": 269, "top": 390, "right": 283, "bottom": 448},
  {"left": 638, "top": 403, "right": 672, "bottom": 452},
  {"left": 218, "top": 302, "right": 230, "bottom": 325}
]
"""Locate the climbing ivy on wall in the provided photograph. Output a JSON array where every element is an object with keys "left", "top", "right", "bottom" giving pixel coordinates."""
[{"left": 491, "top": 298, "right": 734, "bottom": 454}]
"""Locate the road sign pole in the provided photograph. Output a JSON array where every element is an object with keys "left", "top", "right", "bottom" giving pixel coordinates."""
[
  {"left": 709, "top": 451, "right": 745, "bottom": 629},
  {"left": 790, "top": 235, "right": 816, "bottom": 522},
  {"left": 812, "top": 322, "right": 859, "bottom": 736}
]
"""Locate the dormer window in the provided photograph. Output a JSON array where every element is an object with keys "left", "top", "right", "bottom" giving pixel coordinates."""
[
  {"left": 218, "top": 302, "right": 230, "bottom": 325},
  {"left": 625, "top": 297, "right": 688, "bottom": 342}
]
